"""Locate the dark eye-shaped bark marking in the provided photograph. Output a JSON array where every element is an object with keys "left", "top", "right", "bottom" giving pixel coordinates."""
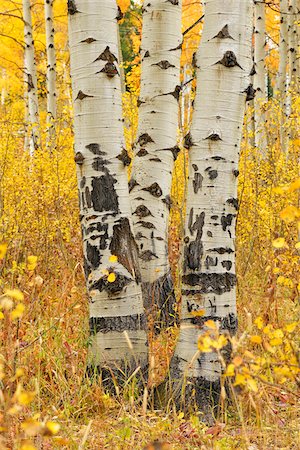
[
  {"left": 205, "top": 132, "right": 222, "bottom": 141},
  {"left": 68, "top": 0, "right": 78, "bottom": 15},
  {"left": 133, "top": 205, "right": 153, "bottom": 218},
  {"left": 138, "top": 133, "right": 154, "bottom": 146},
  {"left": 244, "top": 84, "right": 256, "bottom": 101},
  {"left": 74, "top": 152, "right": 84, "bottom": 165},
  {"left": 98, "top": 62, "right": 119, "bottom": 78},
  {"left": 142, "top": 182, "right": 163, "bottom": 197},
  {"left": 129, "top": 178, "right": 139, "bottom": 192},
  {"left": 144, "top": 50, "right": 150, "bottom": 58},
  {"left": 158, "top": 145, "right": 180, "bottom": 161},
  {"left": 137, "top": 221, "right": 156, "bottom": 229},
  {"left": 213, "top": 24, "right": 234, "bottom": 40},
  {"left": 154, "top": 60, "right": 175, "bottom": 70},
  {"left": 81, "top": 37, "right": 97, "bottom": 44},
  {"left": 86, "top": 143, "right": 105, "bottom": 155},
  {"left": 208, "top": 247, "right": 234, "bottom": 254},
  {"left": 184, "top": 132, "right": 193, "bottom": 149},
  {"left": 117, "top": 148, "right": 131, "bottom": 166},
  {"left": 207, "top": 169, "right": 218, "bottom": 180},
  {"left": 185, "top": 210, "right": 205, "bottom": 271},
  {"left": 233, "top": 169, "right": 239, "bottom": 177},
  {"left": 94, "top": 46, "right": 118, "bottom": 63},
  {"left": 226, "top": 198, "right": 239, "bottom": 210},
  {"left": 217, "top": 51, "right": 243, "bottom": 69},
  {"left": 221, "top": 214, "right": 234, "bottom": 231},
  {"left": 222, "top": 260, "right": 233, "bottom": 271},
  {"left": 193, "top": 172, "right": 203, "bottom": 194},
  {"left": 205, "top": 256, "right": 218, "bottom": 269},
  {"left": 86, "top": 242, "right": 100, "bottom": 269},
  {"left": 250, "top": 64, "right": 256, "bottom": 76},
  {"left": 182, "top": 273, "right": 236, "bottom": 295},
  {"left": 75, "top": 90, "right": 93, "bottom": 101},
  {"left": 167, "top": 0, "right": 179, "bottom": 5},
  {"left": 140, "top": 250, "right": 158, "bottom": 261},
  {"left": 136, "top": 148, "right": 148, "bottom": 157}
]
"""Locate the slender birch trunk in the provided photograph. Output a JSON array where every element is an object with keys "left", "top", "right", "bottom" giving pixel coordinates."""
[
  {"left": 44, "top": 0, "right": 57, "bottom": 143},
  {"left": 130, "top": 0, "right": 182, "bottom": 330},
  {"left": 288, "top": 0, "right": 299, "bottom": 90},
  {"left": 254, "top": 0, "right": 267, "bottom": 151},
  {"left": 68, "top": 0, "right": 148, "bottom": 385},
  {"left": 23, "top": 0, "right": 40, "bottom": 153},
  {"left": 169, "top": 0, "right": 253, "bottom": 416},
  {"left": 277, "top": 0, "right": 289, "bottom": 97}
]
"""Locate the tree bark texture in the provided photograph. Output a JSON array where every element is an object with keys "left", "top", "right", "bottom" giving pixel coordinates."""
[
  {"left": 68, "top": 0, "right": 148, "bottom": 384},
  {"left": 23, "top": 0, "right": 40, "bottom": 153},
  {"left": 130, "top": 0, "right": 182, "bottom": 331},
  {"left": 45, "top": 0, "right": 57, "bottom": 141},
  {"left": 169, "top": 0, "right": 253, "bottom": 415}
]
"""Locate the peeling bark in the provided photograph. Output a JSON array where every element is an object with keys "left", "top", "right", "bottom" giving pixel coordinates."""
[
  {"left": 130, "top": 0, "right": 182, "bottom": 330},
  {"left": 170, "top": 0, "right": 253, "bottom": 416},
  {"left": 68, "top": 0, "right": 148, "bottom": 385}
]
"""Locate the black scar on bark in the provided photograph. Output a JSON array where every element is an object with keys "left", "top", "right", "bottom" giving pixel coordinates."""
[
  {"left": 138, "top": 133, "right": 154, "bottom": 146},
  {"left": 207, "top": 231, "right": 213, "bottom": 237},
  {"left": 167, "top": 0, "right": 179, "bottom": 5},
  {"left": 184, "top": 132, "right": 193, "bottom": 149},
  {"left": 221, "top": 214, "right": 234, "bottom": 231},
  {"left": 87, "top": 222, "right": 108, "bottom": 250},
  {"left": 92, "top": 155, "right": 111, "bottom": 172},
  {"left": 117, "top": 148, "right": 131, "bottom": 166},
  {"left": 182, "top": 272, "right": 236, "bottom": 295},
  {"left": 116, "top": 6, "right": 123, "bottom": 21},
  {"left": 91, "top": 175, "right": 119, "bottom": 213},
  {"left": 144, "top": 50, "right": 150, "bottom": 58},
  {"left": 158, "top": 145, "right": 180, "bottom": 161},
  {"left": 206, "top": 132, "right": 222, "bottom": 141},
  {"left": 150, "top": 157, "right": 162, "bottom": 162},
  {"left": 162, "top": 195, "right": 172, "bottom": 211},
  {"left": 250, "top": 64, "right": 256, "bottom": 76},
  {"left": 227, "top": 198, "right": 239, "bottom": 210},
  {"left": 91, "top": 271, "right": 132, "bottom": 295},
  {"left": 67, "top": 0, "right": 78, "bottom": 15},
  {"left": 80, "top": 177, "right": 86, "bottom": 188},
  {"left": 85, "top": 187, "right": 92, "bottom": 208},
  {"left": 213, "top": 24, "right": 234, "bottom": 40},
  {"left": 89, "top": 313, "right": 147, "bottom": 335},
  {"left": 185, "top": 210, "right": 205, "bottom": 271},
  {"left": 74, "top": 152, "right": 84, "bottom": 165},
  {"left": 157, "top": 85, "right": 181, "bottom": 101},
  {"left": 110, "top": 217, "right": 141, "bottom": 282},
  {"left": 222, "top": 260, "right": 233, "bottom": 271},
  {"left": 129, "top": 178, "right": 138, "bottom": 192},
  {"left": 136, "top": 148, "right": 148, "bottom": 157},
  {"left": 208, "top": 247, "right": 234, "bottom": 254},
  {"left": 232, "top": 169, "right": 239, "bottom": 177},
  {"left": 94, "top": 46, "right": 117, "bottom": 63},
  {"left": 142, "top": 271, "right": 178, "bottom": 334},
  {"left": 142, "top": 183, "right": 163, "bottom": 197},
  {"left": 86, "top": 143, "right": 105, "bottom": 155},
  {"left": 86, "top": 242, "right": 100, "bottom": 269},
  {"left": 133, "top": 205, "right": 153, "bottom": 218},
  {"left": 211, "top": 156, "right": 225, "bottom": 161},
  {"left": 208, "top": 169, "right": 218, "bottom": 180},
  {"left": 205, "top": 256, "right": 218, "bottom": 269},
  {"left": 83, "top": 256, "right": 91, "bottom": 279},
  {"left": 81, "top": 37, "right": 97, "bottom": 44},
  {"left": 154, "top": 60, "right": 175, "bottom": 69},
  {"left": 75, "top": 90, "right": 93, "bottom": 101},
  {"left": 193, "top": 172, "right": 203, "bottom": 194},
  {"left": 139, "top": 250, "right": 158, "bottom": 261},
  {"left": 244, "top": 84, "right": 256, "bottom": 101},
  {"left": 192, "top": 164, "right": 198, "bottom": 171},
  {"left": 137, "top": 221, "right": 156, "bottom": 229},
  {"left": 98, "top": 62, "right": 119, "bottom": 78},
  {"left": 217, "top": 51, "right": 243, "bottom": 69}
]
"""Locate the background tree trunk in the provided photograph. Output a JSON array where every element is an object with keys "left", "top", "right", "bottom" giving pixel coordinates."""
[
  {"left": 23, "top": 0, "right": 40, "bottom": 154},
  {"left": 130, "top": 0, "right": 182, "bottom": 331},
  {"left": 44, "top": 0, "right": 57, "bottom": 144},
  {"left": 68, "top": 0, "right": 148, "bottom": 385},
  {"left": 169, "top": 0, "right": 253, "bottom": 417}
]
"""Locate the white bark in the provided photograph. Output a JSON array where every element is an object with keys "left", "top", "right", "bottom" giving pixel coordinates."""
[
  {"left": 68, "top": 0, "right": 147, "bottom": 378},
  {"left": 130, "top": 0, "right": 182, "bottom": 327},
  {"left": 277, "top": 0, "right": 289, "bottom": 97},
  {"left": 288, "top": 0, "right": 299, "bottom": 89},
  {"left": 23, "top": 0, "right": 40, "bottom": 153},
  {"left": 170, "top": 0, "right": 253, "bottom": 412},
  {"left": 44, "top": 0, "right": 57, "bottom": 140}
]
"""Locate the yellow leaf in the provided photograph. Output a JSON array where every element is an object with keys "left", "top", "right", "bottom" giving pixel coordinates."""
[
  {"left": 270, "top": 337, "right": 282, "bottom": 346},
  {"left": 18, "top": 390, "right": 36, "bottom": 406},
  {"left": 225, "top": 363, "right": 235, "bottom": 377},
  {"left": 273, "top": 267, "right": 280, "bottom": 274},
  {"left": 295, "top": 242, "right": 300, "bottom": 249},
  {"left": 234, "top": 373, "right": 246, "bottom": 386},
  {"left": 204, "top": 320, "right": 217, "bottom": 330},
  {"left": 288, "top": 178, "right": 300, "bottom": 192},
  {"left": 20, "top": 443, "right": 37, "bottom": 450},
  {"left": 280, "top": 206, "right": 300, "bottom": 223},
  {"left": 11, "top": 303, "right": 25, "bottom": 320},
  {"left": 5, "top": 289, "right": 24, "bottom": 301},
  {"left": 212, "top": 335, "right": 228, "bottom": 349},
  {"left": 117, "top": 0, "right": 130, "bottom": 14},
  {"left": 250, "top": 335, "right": 262, "bottom": 344},
  {"left": 44, "top": 421, "right": 60, "bottom": 436},
  {"left": 27, "top": 255, "right": 37, "bottom": 271},
  {"left": 285, "top": 322, "right": 297, "bottom": 333},
  {"left": 246, "top": 378, "right": 258, "bottom": 392},
  {"left": 191, "top": 309, "right": 205, "bottom": 317},
  {"left": 232, "top": 356, "right": 243, "bottom": 367},
  {"left": 0, "top": 311, "right": 4, "bottom": 320},
  {"left": 0, "top": 243, "right": 8, "bottom": 259},
  {"left": 109, "top": 255, "right": 118, "bottom": 263},
  {"left": 198, "top": 336, "right": 213, "bottom": 353},
  {"left": 272, "top": 237, "right": 286, "bottom": 249},
  {"left": 107, "top": 273, "right": 116, "bottom": 283},
  {"left": 254, "top": 316, "right": 264, "bottom": 330}
]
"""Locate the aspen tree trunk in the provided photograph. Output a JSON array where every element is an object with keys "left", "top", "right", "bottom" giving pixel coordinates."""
[
  {"left": 44, "top": 0, "right": 57, "bottom": 142},
  {"left": 277, "top": 0, "right": 289, "bottom": 97},
  {"left": 130, "top": 0, "right": 182, "bottom": 330},
  {"left": 254, "top": 0, "right": 267, "bottom": 151},
  {"left": 23, "top": 0, "right": 40, "bottom": 153},
  {"left": 68, "top": 0, "right": 148, "bottom": 385},
  {"left": 288, "top": 0, "right": 298, "bottom": 89},
  {"left": 169, "top": 0, "right": 253, "bottom": 416}
]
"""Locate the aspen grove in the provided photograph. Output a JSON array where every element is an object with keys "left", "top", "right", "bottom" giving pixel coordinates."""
[{"left": 0, "top": 0, "right": 300, "bottom": 446}]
